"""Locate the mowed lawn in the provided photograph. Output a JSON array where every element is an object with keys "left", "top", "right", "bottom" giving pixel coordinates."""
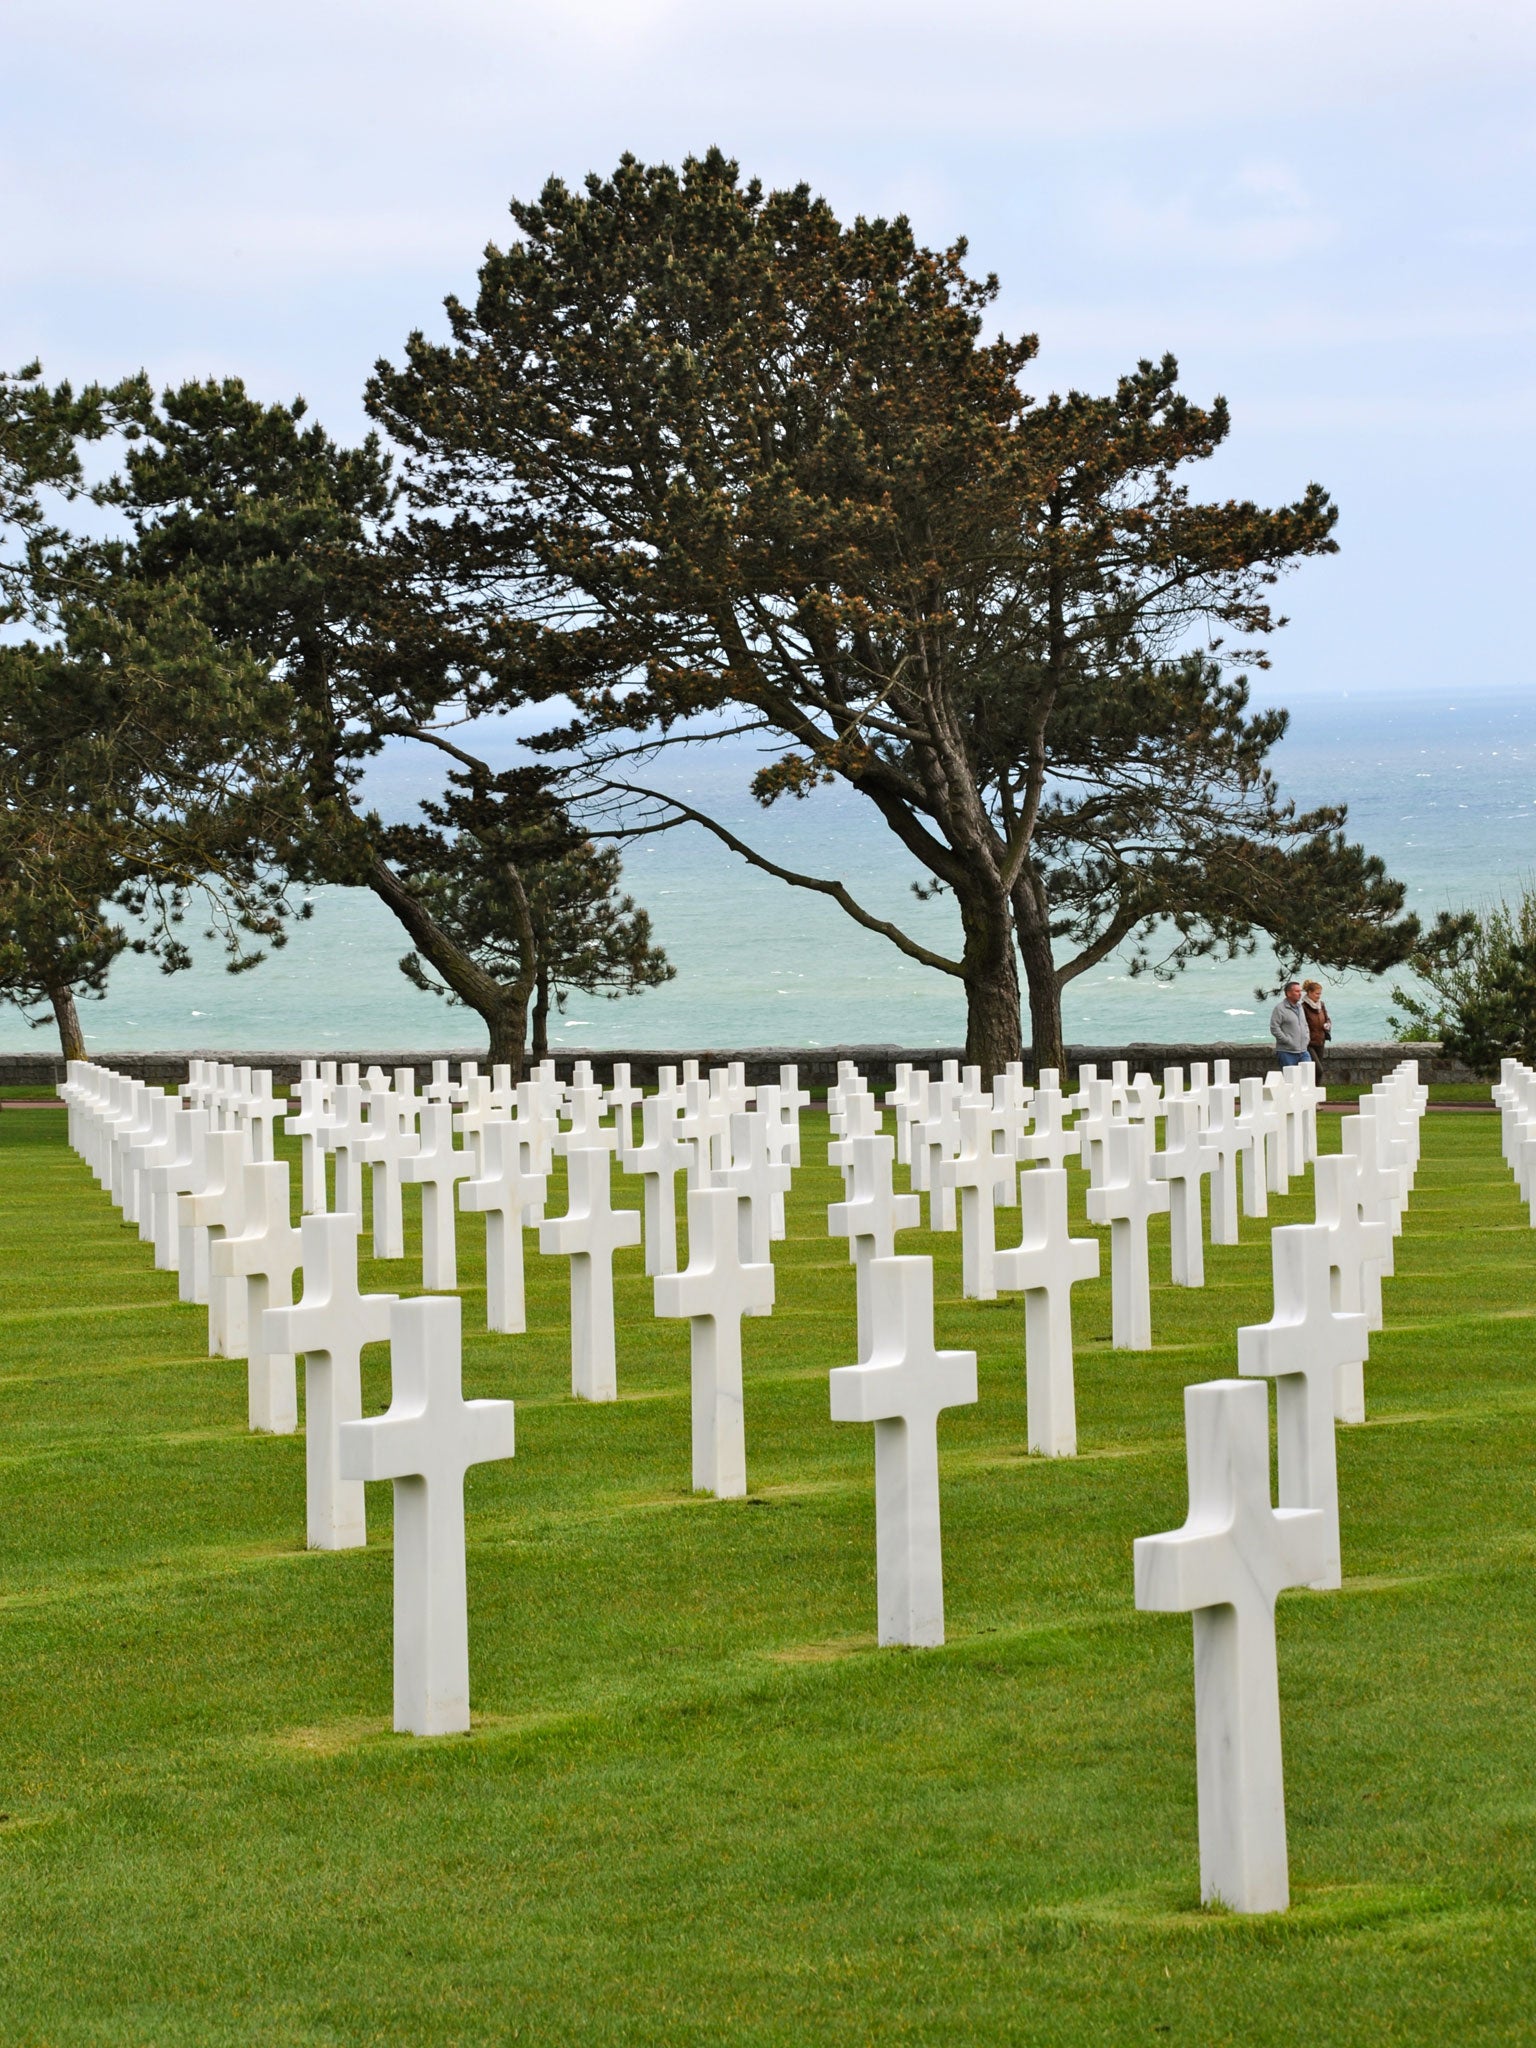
[{"left": 0, "top": 1099, "right": 1532, "bottom": 2045}]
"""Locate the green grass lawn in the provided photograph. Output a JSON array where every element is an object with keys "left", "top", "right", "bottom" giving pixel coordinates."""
[{"left": 1, "top": 1099, "right": 1532, "bottom": 2044}]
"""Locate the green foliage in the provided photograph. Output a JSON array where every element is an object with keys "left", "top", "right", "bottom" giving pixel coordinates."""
[
  {"left": 0, "top": 369, "right": 306, "bottom": 1051},
  {"left": 1390, "top": 895, "right": 1536, "bottom": 1073},
  {"left": 385, "top": 767, "right": 673, "bottom": 1042},
  {"left": 366, "top": 151, "right": 1410, "bottom": 1068}
]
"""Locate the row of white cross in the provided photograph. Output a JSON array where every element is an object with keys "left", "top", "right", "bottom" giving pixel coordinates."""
[
  {"left": 61, "top": 1049, "right": 1429, "bottom": 1915},
  {"left": 1494, "top": 1059, "right": 1536, "bottom": 1219},
  {"left": 823, "top": 1052, "right": 1429, "bottom": 1913},
  {"left": 60, "top": 1053, "right": 809, "bottom": 1735}
]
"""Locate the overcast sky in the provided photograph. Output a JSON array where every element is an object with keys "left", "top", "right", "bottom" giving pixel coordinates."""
[{"left": 6, "top": 0, "right": 1532, "bottom": 707}]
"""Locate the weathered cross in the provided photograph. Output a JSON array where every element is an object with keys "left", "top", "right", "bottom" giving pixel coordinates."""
[
  {"left": 994, "top": 1166, "right": 1099, "bottom": 1457},
  {"left": 654, "top": 1184, "right": 775, "bottom": 1497},
  {"left": 1135, "top": 1376, "right": 1329, "bottom": 1913},
  {"left": 338, "top": 1296, "right": 516, "bottom": 1736},
  {"left": 539, "top": 1141, "right": 643, "bottom": 1401},
  {"left": 1237, "top": 1221, "right": 1368, "bottom": 1587},
  {"left": 266, "top": 1211, "right": 397, "bottom": 1550},
  {"left": 830, "top": 1255, "right": 978, "bottom": 1648}
]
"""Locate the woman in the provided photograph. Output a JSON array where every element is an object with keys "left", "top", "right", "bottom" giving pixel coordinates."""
[{"left": 1302, "top": 979, "right": 1331, "bottom": 1072}]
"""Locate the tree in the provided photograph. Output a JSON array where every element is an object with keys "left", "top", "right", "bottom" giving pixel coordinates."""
[
  {"left": 1390, "top": 896, "right": 1529, "bottom": 1076},
  {"left": 368, "top": 150, "right": 1418, "bottom": 1074},
  {"left": 102, "top": 378, "right": 667, "bottom": 1071},
  {"left": 388, "top": 768, "right": 674, "bottom": 1057},
  {"left": 0, "top": 365, "right": 298, "bottom": 1056}
]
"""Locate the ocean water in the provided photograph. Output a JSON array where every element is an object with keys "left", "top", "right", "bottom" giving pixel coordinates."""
[{"left": 12, "top": 685, "right": 1533, "bottom": 1055}]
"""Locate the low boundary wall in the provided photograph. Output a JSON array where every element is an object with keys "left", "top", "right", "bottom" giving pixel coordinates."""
[{"left": 0, "top": 1040, "right": 1473, "bottom": 1092}]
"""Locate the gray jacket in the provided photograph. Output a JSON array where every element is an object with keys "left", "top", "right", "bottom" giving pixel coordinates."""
[{"left": 1269, "top": 998, "right": 1310, "bottom": 1054}]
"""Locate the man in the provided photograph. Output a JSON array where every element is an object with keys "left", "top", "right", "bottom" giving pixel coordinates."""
[{"left": 1269, "top": 978, "right": 1313, "bottom": 1069}]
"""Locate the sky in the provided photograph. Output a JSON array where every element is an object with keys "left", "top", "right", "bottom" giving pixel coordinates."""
[
  {"left": 5, "top": 1, "right": 1532, "bottom": 709},
  {"left": 2, "top": 1, "right": 1532, "bottom": 1052}
]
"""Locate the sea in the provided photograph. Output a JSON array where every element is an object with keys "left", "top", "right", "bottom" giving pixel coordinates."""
[{"left": 12, "top": 685, "right": 1532, "bottom": 1056}]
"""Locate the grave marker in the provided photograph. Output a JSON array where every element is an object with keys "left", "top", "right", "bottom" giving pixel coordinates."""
[{"left": 338, "top": 1296, "right": 516, "bottom": 1736}]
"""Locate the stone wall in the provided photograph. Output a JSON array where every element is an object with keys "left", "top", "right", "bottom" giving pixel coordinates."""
[{"left": 1, "top": 1039, "right": 1473, "bottom": 1091}]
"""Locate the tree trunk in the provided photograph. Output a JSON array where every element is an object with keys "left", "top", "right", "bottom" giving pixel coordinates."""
[
  {"left": 532, "top": 965, "right": 550, "bottom": 1060},
  {"left": 365, "top": 851, "right": 530, "bottom": 1083},
  {"left": 1016, "top": 916, "right": 1066, "bottom": 1077},
  {"left": 50, "top": 985, "right": 86, "bottom": 1063},
  {"left": 955, "top": 880, "right": 1024, "bottom": 1080},
  {"left": 1011, "top": 874, "right": 1066, "bottom": 1076}
]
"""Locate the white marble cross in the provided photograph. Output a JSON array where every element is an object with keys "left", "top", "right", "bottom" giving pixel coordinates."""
[
  {"left": 338, "top": 1295, "right": 515, "bottom": 1736},
  {"left": 753, "top": 1084, "right": 795, "bottom": 1236},
  {"left": 828, "top": 1088, "right": 880, "bottom": 1195},
  {"left": 459, "top": 1118, "right": 547, "bottom": 1334},
  {"left": 677, "top": 1079, "right": 729, "bottom": 1189},
  {"left": 1085, "top": 1120, "right": 1169, "bottom": 1351},
  {"left": 285, "top": 1070, "right": 334, "bottom": 1214},
  {"left": 1260, "top": 1076, "right": 1294, "bottom": 1197},
  {"left": 1342, "top": 1111, "right": 1409, "bottom": 1237},
  {"left": 1236, "top": 1079, "right": 1275, "bottom": 1220},
  {"left": 884, "top": 1063, "right": 916, "bottom": 1166},
  {"left": 123, "top": 1092, "right": 173, "bottom": 1231},
  {"left": 1203, "top": 1089, "right": 1244, "bottom": 1247},
  {"left": 1238, "top": 1221, "right": 1367, "bottom": 1583},
  {"left": 1076, "top": 1081, "right": 1117, "bottom": 1190},
  {"left": 242, "top": 1070, "right": 283, "bottom": 1163},
  {"left": 918, "top": 1080, "right": 965, "bottom": 1230},
  {"left": 212, "top": 1158, "right": 303, "bottom": 1433},
  {"left": 145, "top": 1106, "right": 209, "bottom": 1274},
  {"left": 1154, "top": 1100, "right": 1216, "bottom": 1288},
  {"left": 453, "top": 1071, "right": 494, "bottom": 1174},
  {"left": 539, "top": 1142, "right": 642, "bottom": 1400},
  {"left": 828, "top": 1132, "right": 921, "bottom": 1362},
  {"left": 830, "top": 1255, "right": 978, "bottom": 1648},
  {"left": 320, "top": 1084, "right": 373, "bottom": 1219},
  {"left": 559, "top": 1081, "right": 616, "bottom": 1156},
  {"left": 400, "top": 1102, "right": 474, "bottom": 1290},
  {"left": 631, "top": 1094, "right": 690, "bottom": 1277},
  {"left": 1021, "top": 1079, "right": 1077, "bottom": 1172},
  {"left": 362, "top": 1073, "right": 420, "bottom": 1260},
  {"left": 266, "top": 1212, "right": 397, "bottom": 1550},
  {"left": 994, "top": 1166, "right": 1100, "bottom": 1457},
  {"left": 1313, "top": 1152, "right": 1390, "bottom": 1356},
  {"left": 942, "top": 1100, "right": 1016, "bottom": 1300},
  {"left": 654, "top": 1184, "right": 775, "bottom": 1497},
  {"left": 1134, "top": 1376, "right": 1329, "bottom": 1914},
  {"left": 180, "top": 1130, "right": 251, "bottom": 1356},
  {"left": 722, "top": 1110, "right": 790, "bottom": 1279},
  {"left": 606, "top": 1063, "right": 644, "bottom": 1164}
]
